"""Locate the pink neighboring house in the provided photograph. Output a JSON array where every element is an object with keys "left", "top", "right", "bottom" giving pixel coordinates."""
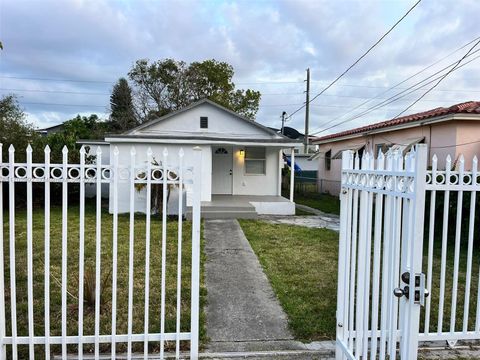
[{"left": 311, "top": 101, "right": 480, "bottom": 195}]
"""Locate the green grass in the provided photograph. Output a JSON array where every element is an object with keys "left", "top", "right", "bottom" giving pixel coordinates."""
[
  {"left": 2, "top": 202, "right": 206, "bottom": 356},
  {"left": 294, "top": 193, "right": 340, "bottom": 215},
  {"left": 239, "top": 219, "right": 480, "bottom": 343},
  {"left": 238, "top": 219, "right": 339, "bottom": 341}
]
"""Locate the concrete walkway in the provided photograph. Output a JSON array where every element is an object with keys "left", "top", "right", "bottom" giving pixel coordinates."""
[{"left": 204, "top": 219, "right": 305, "bottom": 353}]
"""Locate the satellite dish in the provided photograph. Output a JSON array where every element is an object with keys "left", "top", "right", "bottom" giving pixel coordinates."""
[{"left": 282, "top": 126, "right": 301, "bottom": 139}]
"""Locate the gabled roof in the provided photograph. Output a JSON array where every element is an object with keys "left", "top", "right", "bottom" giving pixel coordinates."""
[
  {"left": 313, "top": 101, "right": 480, "bottom": 143},
  {"left": 124, "top": 98, "right": 283, "bottom": 138}
]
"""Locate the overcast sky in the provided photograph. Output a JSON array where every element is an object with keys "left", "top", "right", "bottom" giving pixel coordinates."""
[{"left": 0, "top": 0, "right": 479, "bottom": 137}]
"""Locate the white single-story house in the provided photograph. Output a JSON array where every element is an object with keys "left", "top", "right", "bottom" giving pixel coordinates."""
[{"left": 80, "top": 99, "right": 302, "bottom": 217}]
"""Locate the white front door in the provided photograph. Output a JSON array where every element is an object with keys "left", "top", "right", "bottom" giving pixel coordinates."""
[{"left": 212, "top": 146, "right": 233, "bottom": 194}]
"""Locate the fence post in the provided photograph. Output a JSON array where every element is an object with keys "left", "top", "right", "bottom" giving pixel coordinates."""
[
  {"left": 290, "top": 149, "right": 295, "bottom": 202},
  {"left": 403, "top": 144, "right": 428, "bottom": 358},
  {"left": 0, "top": 143, "right": 5, "bottom": 360},
  {"left": 335, "top": 150, "right": 353, "bottom": 360},
  {"left": 8, "top": 145, "right": 18, "bottom": 360},
  {"left": 190, "top": 146, "right": 202, "bottom": 360}
]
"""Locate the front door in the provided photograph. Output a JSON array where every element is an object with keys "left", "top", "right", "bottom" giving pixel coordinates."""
[{"left": 212, "top": 146, "right": 233, "bottom": 194}]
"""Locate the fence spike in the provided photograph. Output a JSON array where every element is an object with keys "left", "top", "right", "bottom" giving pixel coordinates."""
[
  {"left": 163, "top": 147, "right": 168, "bottom": 157},
  {"left": 146, "top": 147, "right": 153, "bottom": 158},
  {"left": 96, "top": 146, "right": 102, "bottom": 155},
  {"left": 62, "top": 145, "right": 68, "bottom": 154},
  {"left": 26, "top": 144, "right": 32, "bottom": 153},
  {"left": 8, "top": 144, "right": 15, "bottom": 153},
  {"left": 113, "top": 146, "right": 119, "bottom": 156},
  {"left": 44, "top": 145, "right": 51, "bottom": 154},
  {"left": 179, "top": 148, "right": 184, "bottom": 157},
  {"left": 79, "top": 145, "right": 85, "bottom": 155},
  {"left": 130, "top": 146, "right": 136, "bottom": 156},
  {"left": 473, "top": 156, "right": 478, "bottom": 169}
]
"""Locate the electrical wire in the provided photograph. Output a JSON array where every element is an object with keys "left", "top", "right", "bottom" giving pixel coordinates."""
[
  {"left": 309, "top": 51, "right": 480, "bottom": 136},
  {"left": 286, "top": 0, "right": 422, "bottom": 120},
  {"left": 391, "top": 38, "right": 480, "bottom": 119},
  {"left": 308, "top": 36, "right": 480, "bottom": 132}
]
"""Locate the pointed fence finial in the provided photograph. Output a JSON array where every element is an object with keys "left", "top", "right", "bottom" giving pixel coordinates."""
[
  {"left": 113, "top": 146, "right": 119, "bottom": 156},
  {"left": 44, "top": 145, "right": 51, "bottom": 154},
  {"left": 9, "top": 144, "right": 15, "bottom": 152},
  {"left": 147, "top": 147, "right": 153, "bottom": 157},
  {"left": 179, "top": 148, "right": 184, "bottom": 157},
  {"left": 62, "top": 145, "right": 68, "bottom": 154},
  {"left": 163, "top": 147, "right": 168, "bottom": 157},
  {"left": 96, "top": 146, "right": 102, "bottom": 155},
  {"left": 79, "top": 145, "right": 85, "bottom": 155},
  {"left": 130, "top": 146, "right": 136, "bottom": 156},
  {"left": 26, "top": 144, "right": 32, "bottom": 154}
]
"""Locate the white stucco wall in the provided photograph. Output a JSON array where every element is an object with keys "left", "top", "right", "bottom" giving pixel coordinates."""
[
  {"left": 84, "top": 144, "right": 110, "bottom": 198},
  {"left": 231, "top": 146, "right": 280, "bottom": 196},
  {"left": 294, "top": 155, "right": 318, "bottom": 171},
  {"left": 109, "top": 143, "right": 212, "bottom": 213}
]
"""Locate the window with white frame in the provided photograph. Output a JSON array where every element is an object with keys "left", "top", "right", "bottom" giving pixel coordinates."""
[{"left": 244, "top": 147, "right": 266, "bottom": 175}]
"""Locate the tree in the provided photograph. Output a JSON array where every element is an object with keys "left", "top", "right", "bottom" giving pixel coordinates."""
[
  {"left": 0, "top": 95, "right": 39, "bottom": 161},
  {"left": 109, "top": 78, "right": 138, "bottom": 132},
  {"left": 128, "top": 58, "right": 261, "bottom": 122},
  {"left": 39, "top": 114, "right": 108, "bottom": 162}
]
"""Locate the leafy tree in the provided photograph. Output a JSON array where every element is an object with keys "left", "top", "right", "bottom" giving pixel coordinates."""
[
  {"left": 39, "top": 114, "right": 108, "bottom": 162},
  {"left": 0, "top": 95, "right": 39, "bottom": 161},
  {"left": 109, "top": 78, "right": 138, "bottom": 132},
  {"left": 128, "top": 58, "right": 261, "bottom": 122}
]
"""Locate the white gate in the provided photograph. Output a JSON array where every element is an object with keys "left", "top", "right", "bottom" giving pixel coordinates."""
[
  {"left": 336, "top": 145, "right": 429, "bottom": 359},
  {"left": 0, "top": 144, "right": 202, "bottom": 359}
]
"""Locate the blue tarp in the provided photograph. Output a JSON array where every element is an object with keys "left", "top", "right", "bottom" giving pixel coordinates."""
[{"left": 284, "top": 156, "right": 302, "bottom": 173}]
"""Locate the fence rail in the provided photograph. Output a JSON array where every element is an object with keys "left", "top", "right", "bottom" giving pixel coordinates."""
[{"left": 0, "top": 144, "right": 202, "bottom": 360}]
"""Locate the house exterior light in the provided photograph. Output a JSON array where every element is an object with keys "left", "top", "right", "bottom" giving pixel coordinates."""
[{"left": 239, "top": 149, "right": 245, "bottom": 157}]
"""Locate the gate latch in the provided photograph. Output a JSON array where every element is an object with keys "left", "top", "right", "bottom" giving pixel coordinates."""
[{"left": 393, "top": 272, "right": 429, "bottom": 306}]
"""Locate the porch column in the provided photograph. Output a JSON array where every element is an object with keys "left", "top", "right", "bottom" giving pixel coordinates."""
[
  {"left": 290, "top": 148, "right": 295, "bottom": 202},
  {"left": 278, "top": 149, "right": 283, "bottom": 196}
]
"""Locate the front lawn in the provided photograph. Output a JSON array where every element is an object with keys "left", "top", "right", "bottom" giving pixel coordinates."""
[
  {"left": 2, "top": 202, "right": 206, "bottom": 356},
  {"left": 238, "top": 220, "right": 339, "bottom": 341},
  {"left": 294, "top": 193, "right": 340, "bottom": 215}
]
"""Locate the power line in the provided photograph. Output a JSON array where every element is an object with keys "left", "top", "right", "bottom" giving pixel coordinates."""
[
  {"left": 286, "top": 0, "right": 422, "bottom": 120},
  {"left": 392, "top": 38, "right": 480, "bottom": 119},
  {"left": 308, "top": 36, "right": 480, "bottom": 128},
  {"left": 0, "top": 75, "right": 115, "bottom": 84},
  {"left": 20, "top": 101, "right": 108, "bottom": 108},
  {"left": 0, "top": 88, "right": 110, "bottom": 95},
  {"left": 309, "top": 51, "right": 480, "bottom": 136}
]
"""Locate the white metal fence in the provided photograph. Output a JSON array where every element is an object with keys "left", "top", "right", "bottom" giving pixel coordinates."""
[
  {"left": 336, "top": 144, "right": 480, "bottom": 359},
  {"left": 420, "top": 153, "right": 480, "bottom": 346},
  {"left": 0, "top": 144, "right": 202, "bottom": 359}
]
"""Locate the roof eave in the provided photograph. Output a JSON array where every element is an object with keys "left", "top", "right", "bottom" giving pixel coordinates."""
[{"left": 312, "top": 113, "right": 480, "bottom": 144}]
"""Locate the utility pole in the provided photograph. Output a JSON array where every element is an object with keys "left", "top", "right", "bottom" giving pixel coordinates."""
[
  {"left": 304, "top": 68, "right": 310, "bottom": 153},
  {"left": 281, "top": 111, "right": 287, "bottom": 135}
]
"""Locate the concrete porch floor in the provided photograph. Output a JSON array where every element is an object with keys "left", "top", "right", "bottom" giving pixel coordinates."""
[{"left": 187, "top": 195, "right": 295, "bottom": 219}]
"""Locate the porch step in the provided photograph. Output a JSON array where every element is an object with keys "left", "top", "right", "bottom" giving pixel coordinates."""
[{"left": 186, "top": 208, "right": 258, "bottom": 219}]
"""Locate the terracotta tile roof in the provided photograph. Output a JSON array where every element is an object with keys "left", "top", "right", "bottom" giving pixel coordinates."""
[{"left": 313, "top": 101, "right": 480, "bottom": 142}]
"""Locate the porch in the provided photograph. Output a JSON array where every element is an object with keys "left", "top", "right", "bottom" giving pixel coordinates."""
[{"left": 187, "top": 195, "right": 295, "bottom": 219}]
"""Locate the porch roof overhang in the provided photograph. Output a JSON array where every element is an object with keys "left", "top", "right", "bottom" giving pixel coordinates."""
[{"left": 104, "top": 134, "right": 302, "bottom": 147}]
